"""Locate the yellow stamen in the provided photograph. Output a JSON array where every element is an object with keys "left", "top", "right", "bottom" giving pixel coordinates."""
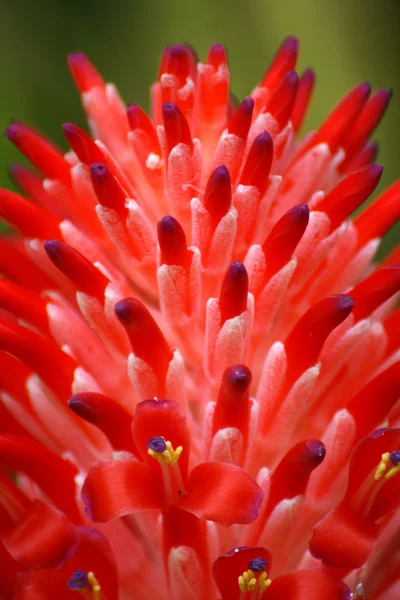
[
  {"left": 148, "top": 438, "right": 183, "bottom": 465},
  {"left": 374, "top": 452, "right": 390, "bottom": 480},
  {"left": 238, "top": 568, "right": 271, "bottom": 595},
  {"left": 385, "top": 463, "right": 400, "bottom": 480},
  {"left": 87, "top": 572, "right": 101, "bottom": 600}
]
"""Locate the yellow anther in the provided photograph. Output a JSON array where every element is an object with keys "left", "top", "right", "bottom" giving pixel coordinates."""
[
  {"left": 238, "top": 568, "right": 271, "bottom": 594},
  {"left": 148, "top": 439, "right": 183, "bottom": 466},
  {"left": 87, "top": 572, "right": 101, "bottom": 600},
  {"left": 385, "top": 464, "right": 400, "bottom": 480},
  {"left": 374, "top": 452, "right": 390, "bottom": 480}
]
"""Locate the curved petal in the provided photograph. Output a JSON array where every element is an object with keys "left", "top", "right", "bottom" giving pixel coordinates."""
[
  {"left": 309, "top": 501, "right": 378, "bottom": 568},
  {"left": 212, "top": 546, "right": 272, "bottom": 600},
  {"left": 266, "top": 568, "right": 352, "bottom": 600},
  {"left": 180, "top": 462, "right": 263, "bottom": 525},
  {"left": 2, "top": 500, "right": 77, "bottom": 570},
  {"left": 14, "top": 571, "right": 76, "bottom": 600},
  {"left": 0, "top": 540, "right": 22, "bottom": 599},
  {"left": 62, "top": 527, "right": 119, "bottom": 600},
  {"left": 82, "top": 457, "right": 163, "bottom": 522},
  {"left": 132, "top": 399, "right": 190, "bottom": 477},
  {"left": 0, "top": 435, "right": 81, "bottom": 523}
]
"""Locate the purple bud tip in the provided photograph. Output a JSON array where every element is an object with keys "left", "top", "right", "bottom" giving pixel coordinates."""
[
  {"left": 157, "top": 215, "right": 182, "bottom": 238},
  {"left": 223, "top": 365, "right": 252, "bottom": 394},
  {"left": 285, "top": 70, "right": 300, "bottom": 87},
  {"left": 114, "top": 298, "right": 135, "bottom": 324},
  {"left": 90, "top": 162, "right": 108, "bottom": 179},
  {"left": 306, "top": 439, "right": 326, "bottom": 464},
  {"left": 282, "top": 36, "right": 299, "bottom": 52},
  {"left": 390, "top": 451, "right": 400, "bottom": 466},
  {"left": 248, "top": 557, "right": 268, "bottom": 572},
  {"left": 67, "top": 569, "right": 89, "bottom": 591},
  {"left": 68, "top": 397, "right": 97, "bottom": 424},
  {"left": 212, "top": 165, "right": 230, "bottom": 183},
  {"left": 335, "top": 293, "right": 354, "bottom": 315},
  {"left": 62, "top": 123, "right": 75, "bottom": 134},
  {"left": 162, "top": 102, "right": 179, "bottom": 118},
  {"left": 241, "top": 96, "right": 255, "bottom": 114},
  {"left": 148, "top": 436, "right": 167, "bottom": 453},
  {"left": 44, "top": 240, "right": 62, "bottom": 262}
]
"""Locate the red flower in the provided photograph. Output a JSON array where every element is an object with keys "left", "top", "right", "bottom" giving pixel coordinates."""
[{"left": 0, "top": 36, "right": 399, "bottom": 599}]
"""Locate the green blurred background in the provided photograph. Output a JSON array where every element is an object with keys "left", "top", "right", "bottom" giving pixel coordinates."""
[{"left": 0, "top": 0, "right": 399, "bottom": 253}]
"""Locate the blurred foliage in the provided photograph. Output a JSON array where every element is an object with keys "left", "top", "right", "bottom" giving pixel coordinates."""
[{"left": 0, "top": 0, "right": 398, "bottom": 254}]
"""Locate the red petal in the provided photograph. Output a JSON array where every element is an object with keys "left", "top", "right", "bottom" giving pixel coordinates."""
[
  {"left": 309, "top": 501, "right": 378, "bottom": 568},
  {"left": 346, "top": 361, "right": 400, "bottom": 440},
  {"left": 68, "top": 392, "right": 137, "bottom": 455},
  {"left": 291, "top": 68, "right": 316, "bottom": 132},
  {"left": 316, "top": 164, "right": 383, "bottom": 232},
  {"left": 44, "top": 240, "right": 110, "bottom": 303},
  {"left": 261, "top": 36, "right": 299, "bottom": 93},
  {"left": 213, "top": 365, "right": 252, "bottom": 443},
  {"left": 266, "top": 568, "right": 352, "bottom": 600},
  {"left": 180, "top": 462, "right": 263, "bottom": 525},
  {"left": 14, "top": 571, "right": 76, "bottom": 600},
  {"left": 0, "top": 470, "right": 31, "bottom": 533},
  {"left": 284, "top": 295, "right": 354, "bottom": 387},
  {"left": 345, "top": 428, "right": 400, "bottom": 501},
  {"left": 67, "top": 52, "right": 105, "bottom": 93},
  {"left": 204, "top": 166, "right": 232, "bottom": 230},
  {"left": 114, "top": 298, "right": 173, "bottom": 393},
  {"left": 162, "top": 507, "right": 211, "bottom": 577},
  {"left": 81, "top": 458, "right": 163, "bottom": 522},
  {"left": 127, "top": 103, "right": 161, "bottom": 155},
  {"left": 0, "top": 239, "right": 54, "bottom": 293},
  {"left": 266, "top": 70, "right": 299, "bottom": 129},
  {"left": 162, "top": 102, "right": 193, "bottom": 153},
  {"left": 90, "top": 162, "right": 129, "bottom": 218},
  {"left": 228, "top": 97, "right": 254, "bottom": 141},
  {"left": 0, "top": 188, "right": 61, "bottom": 239},
  {"left": 157, "top": 215, "right": 189, "bottom": 267},
  {"left": 219, "top": 262, "right": 249, "bottom": 324},
  {"left": 5, "top": 122, "right": 71, "bottom": 185},
  {"left": 132, "top": 399, "right": 190, "bottom": 476},
  {"left": 350, "top": 264, "right": 400, "bottom": 321},
  {"left": 2, "top": 500, "right": 77, "bottom": 570},
  {"left": 0, "top": 435, "right": 81, "bottom": 523},
  {"left": 262, "top": 204, "right": 309, "bottom": 278},
  {"left": 213, "top": 546, "right": 271, "bottom": 600},
  {"left": 0, "top": 318, "right": 76, "bottom": 400},
  {"left": 62, "top": 123, "right": 105, "bottom": 165},
  {"left": 63, "top": 527, "right": 119, "bottom": 600},
  {"left": 8, "top": 163, "right": 49, "bottom": 205},
  {"left": 266, "top": 440, "right": 325, "bottom": 516},
  {"left": 0, "top": 279, "right": 50, "bottom": 333},
  {"left": 239, "top": 131, "right": 273, "bottom": 197},
  {"left": 354, "top": 179, "right": 400, "bottom": 248},
  {"left": 0, "top": 541, "right": 22, "bottom": 599}
]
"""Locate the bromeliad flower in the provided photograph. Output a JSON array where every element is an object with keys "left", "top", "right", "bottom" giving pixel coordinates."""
[{"left": 0, "top": 36, "right": 400, "bottom": 599}]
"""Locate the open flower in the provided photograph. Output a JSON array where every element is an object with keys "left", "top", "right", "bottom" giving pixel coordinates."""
[{"left": 0, "top": 36, "right": 400, "bottom": 600}]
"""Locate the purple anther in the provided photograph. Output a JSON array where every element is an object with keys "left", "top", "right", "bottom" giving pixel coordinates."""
[
  {"left": 248, "top": 557, "right": 268, "bottom": 572},
  {"left": 148, "top": 436, "right": 167, "bottom": 453},
  {"left": 67, "top": 569, "right": 89, "bottom": 590}
]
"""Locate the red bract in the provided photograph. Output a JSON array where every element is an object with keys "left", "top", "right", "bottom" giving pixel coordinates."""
[{"left": 0, "top": 37, "right": 399, "bottom": 600}]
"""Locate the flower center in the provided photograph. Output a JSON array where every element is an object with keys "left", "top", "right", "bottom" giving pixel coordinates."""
[
  {"left": 147, "top": 436, "right": 185, "bottom": 508},
  {"left": 238, "top": 557, "right": 271, "bottom": 599},
  {"left": 67, "top": 570, "right": 101, "bottom": 599},
  {"left": 374, "top": 451, "right": 400, "bottom": 480}
]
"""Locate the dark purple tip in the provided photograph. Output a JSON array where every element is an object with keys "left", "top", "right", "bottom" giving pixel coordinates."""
[
  {"left": 90, "top": 162, "right": 108, "bottom": 179},
  {"left": 44, "top": 240, "right": 62, "bottom": 264},
  {"left": 305, "top": 439, "right": 326, "bottom": 465},
  {"left": 248, "top": 557, "right": 268, "bottom": 572},
  {"left": 204, "top": 165, "right": 232, "bottom": 227},
  {"left": 390, "top": 451, "right": 400, "bottom": 466},
  {"left": 114, "top": 298, "right": 136, "bottom": 325},
  {"left": 223, "top": 365, "right": 252, "bottom": 396},
  {"left": 67, "top": 569, "right": 89, "bottom": 591},
  {"left": 157, "top": 215, "right": 187, "bottom": 266},
  {"left": 68, "top": 397, "right": 97, "bottom": 424},
  {"left": 219, "top": 262, "right": 249, "bottom": 322},
  {"left": 148, "top": 436, "right": 167, "bottom": 453},
  {"left": 334, "top": 294, "right": 354, "bottom": 315}
]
